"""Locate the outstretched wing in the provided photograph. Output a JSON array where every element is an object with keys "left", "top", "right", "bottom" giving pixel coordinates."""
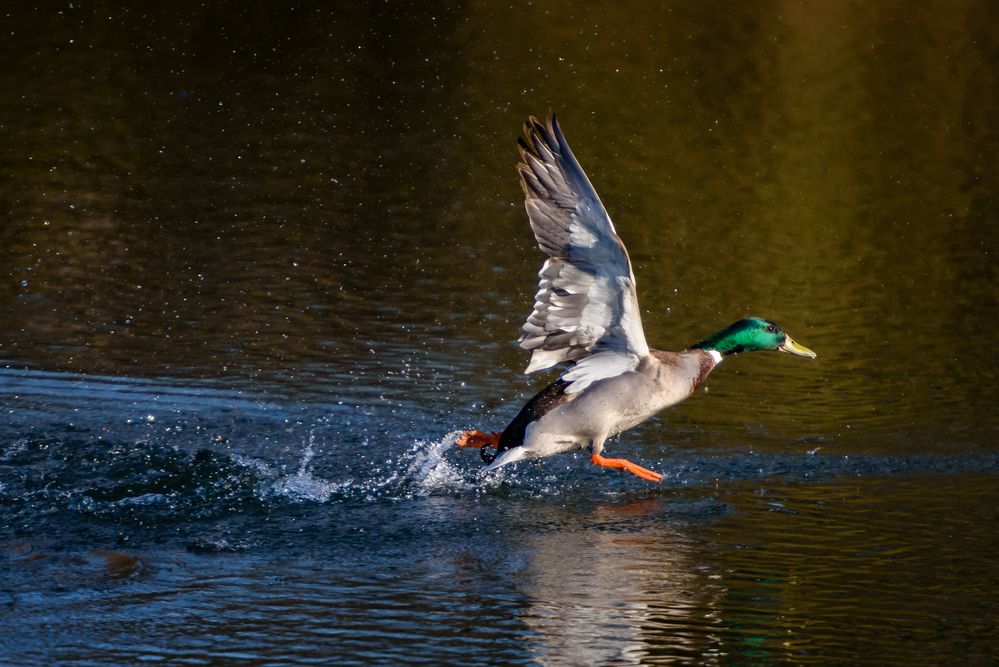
[{"left": 516, "top": 113, "right": 649, "bottom": 391}]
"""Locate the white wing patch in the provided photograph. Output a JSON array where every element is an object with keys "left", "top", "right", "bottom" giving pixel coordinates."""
[
  {"left": 561, "top": 351, "right": 640, "bottom": 394},
  {"left": 569, "top": 220, "right": 600, "bottom": 249}
]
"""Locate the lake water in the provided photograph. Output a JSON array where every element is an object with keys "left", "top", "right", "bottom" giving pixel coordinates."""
[{"left": 2, "top": 3, "right": 997, "bottom": 665}]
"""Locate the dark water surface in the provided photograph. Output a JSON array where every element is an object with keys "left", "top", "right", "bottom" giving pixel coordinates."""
[{"left": 2, "top": 3, "right": 997, "bottom": 665}]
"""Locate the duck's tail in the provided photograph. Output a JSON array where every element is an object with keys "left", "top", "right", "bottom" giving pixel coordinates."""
[{"left": 481, "top": 445, "right": 529, "bottom": 473}]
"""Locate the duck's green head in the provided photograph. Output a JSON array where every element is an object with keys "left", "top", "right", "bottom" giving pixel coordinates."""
[{"left": 692, "top": 317, "right": 816, "bottom": 359}]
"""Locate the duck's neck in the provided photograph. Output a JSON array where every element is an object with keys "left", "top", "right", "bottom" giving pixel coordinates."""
[{"left": 690, "top": 325, "right": 748, "bottom": 358}]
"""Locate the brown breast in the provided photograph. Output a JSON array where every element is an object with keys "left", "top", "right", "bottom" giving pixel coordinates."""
[{"left": 649, "top": 348, "right": 719, "bottom": 393}]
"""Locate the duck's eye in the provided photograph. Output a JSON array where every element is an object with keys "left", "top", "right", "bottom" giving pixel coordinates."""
[{"left": 766, "top": 324, "right": 776, "bottom": 333}]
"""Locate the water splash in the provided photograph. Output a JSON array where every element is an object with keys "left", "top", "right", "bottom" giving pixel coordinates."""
[
  {"left": 268, "top": 432, "right": 351, "bottom": 503},
  {"left": 266, "top": 429, "right": 493, "bottom": 501},
  {"left": 399, "top": 430, "right": 480, "bottom": 495}
]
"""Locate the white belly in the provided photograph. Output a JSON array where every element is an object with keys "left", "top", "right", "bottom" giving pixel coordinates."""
[{"left": 520, "top": 366, "right": 697, "bottom": 456}]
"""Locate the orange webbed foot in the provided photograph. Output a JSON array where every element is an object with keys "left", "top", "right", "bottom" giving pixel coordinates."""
[
  {"left": 591, "top": 453, "right": 664, "bottom": 483},
  {"left": 455, "top": 430, "right": 502, "bottom": 449}
]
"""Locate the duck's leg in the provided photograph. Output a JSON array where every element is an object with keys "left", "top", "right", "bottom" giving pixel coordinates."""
[
  {"left": 587, "top": 435, "right": 664, "bottom": 483},
  {"left": 455, "top": 430, "right": 502, "bottom": 449},
  {"left": 590, "top": 453, "right": 664, "bottom": 483}
]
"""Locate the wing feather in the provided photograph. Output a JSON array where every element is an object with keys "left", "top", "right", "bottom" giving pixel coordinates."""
[{"left": 515, "top": 113, "right": 650, "bottom": 386}]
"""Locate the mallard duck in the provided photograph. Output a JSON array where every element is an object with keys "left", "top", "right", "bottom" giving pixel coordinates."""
[{"left": 456, "top": 113, "right": 815, "bottom": 483}]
